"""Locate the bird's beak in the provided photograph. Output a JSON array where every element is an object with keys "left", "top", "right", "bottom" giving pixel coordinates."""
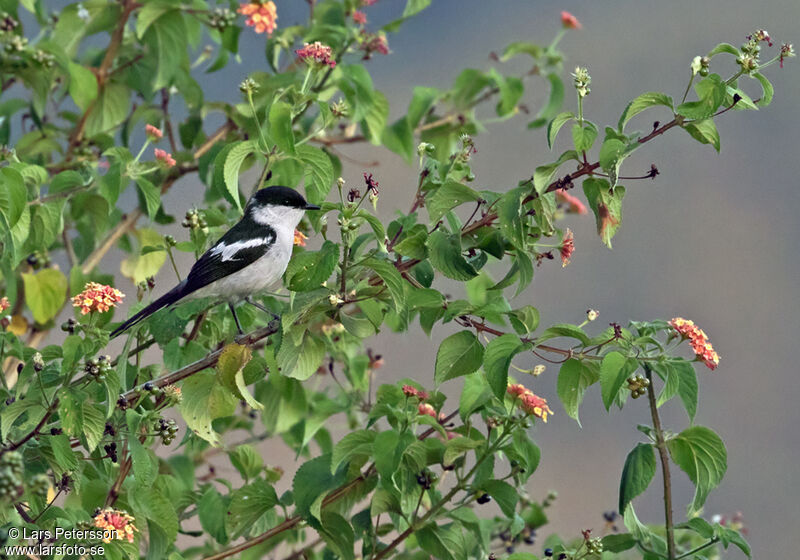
[{"left": 305, "top": 203, "right": 321, "bottom": 210}]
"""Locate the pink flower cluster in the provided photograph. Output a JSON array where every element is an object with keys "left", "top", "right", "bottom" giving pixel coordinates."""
[
  {"left": 296, "top": 42, "right": 336, "bottom": 68},
  {"left": 154, "top": 148, "right": 176, "bottom": 168},
  {"left": 669, "top": 317, "right": 720, "bottom": 370},
  {"left": 145, "top": 124, "right": 163, "bottom": 141}
]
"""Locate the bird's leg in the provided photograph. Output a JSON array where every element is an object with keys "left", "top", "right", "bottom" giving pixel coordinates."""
[
  {"left": 228, "top": 302, "right": 244, "bottom": 335},
  {"left": 245, "top": 297, "right": 281, "bottom": 322}
]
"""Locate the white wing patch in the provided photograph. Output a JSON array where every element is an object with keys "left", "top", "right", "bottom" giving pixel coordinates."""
[{"left": 209, "top": 237, "right": 272, "bottom": 262}]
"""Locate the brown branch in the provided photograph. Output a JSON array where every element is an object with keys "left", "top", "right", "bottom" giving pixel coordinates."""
[
  {"left": 66, "top": 0, "right": 139, "bottom": 156},
  {"left": 116, "top": 321, "right": 280, "bottom": 406},
  {"left": 0, "top": 405, "right": 56, "bottom": 458},
  {"left": 644, "top": 363, "right": 675, "bottom": 559},
  {"left": 161, "top": 89, "right": 179, "bottom": 153}
]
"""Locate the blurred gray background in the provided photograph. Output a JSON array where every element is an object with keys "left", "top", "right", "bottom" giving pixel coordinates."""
[{"left": 113, "top": 0, "right": 798, "bottom": 556}]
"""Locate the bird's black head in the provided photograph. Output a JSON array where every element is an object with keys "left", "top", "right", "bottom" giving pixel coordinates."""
[{"left": 249, "top": 186, "right": 320, "bottom": 211}]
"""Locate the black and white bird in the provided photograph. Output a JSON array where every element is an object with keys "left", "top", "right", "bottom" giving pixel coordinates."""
[{"left": 110, "top": 186, "right": 319, "bottom": 338}]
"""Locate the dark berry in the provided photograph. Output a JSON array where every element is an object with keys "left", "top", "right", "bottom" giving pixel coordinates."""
[
  {"left": 476, "top": 492, "right": 491, "bottom": 504},
  {"left": 143, "top": 381, "right": 154, "bottom": 392},
  {"left": 544, "top": 549, "right": 553, "bottom": 557}
]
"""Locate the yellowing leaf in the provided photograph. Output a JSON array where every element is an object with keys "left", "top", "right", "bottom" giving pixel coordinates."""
[{"left": 120, "top": 228, "right": 167, "bottom": 283}]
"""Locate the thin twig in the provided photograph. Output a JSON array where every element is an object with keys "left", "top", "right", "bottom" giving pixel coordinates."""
[
  {"left": 117, "top": 321, "right": 280, "bottom": 406},
  {"left": 644, "top": 363, "right": 675, "bottom": 560}
]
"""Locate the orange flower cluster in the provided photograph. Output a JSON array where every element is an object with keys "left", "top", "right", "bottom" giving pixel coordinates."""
[
  {"left": 296, "top": 41, "right": 336, "bottom": 68},
  {"left": 71, "top": 283, "right": 124, "bottom": 315},
  {"left": 561, "top": 11, "right": 582, "bottom": 29},
  {"left": 556, "top": 188, "right": 588, "bottom": 214},
  {"left": 145, "top": 124, "right": 163, "bottom": 141},
  {"left": 560, "top": 228, "right": 575, "bottom": 267},
  {"left": 154, "top": 148, "right": 176, "bottom": 167},
  {"left": 403, "top": 384, "right": 429, "bottom": 401},
  {"left": 93, "top": 508, "right": 138, "bottom": 543},
  {"left": 507, "top": 383, "right": 553, "bottom": 422},
  {"left": 293, "top": 229, "right": 307, "bottom": 247},
  {"left": 238, "top": 1, "right": 278, "bottom": 35},
  {"left": 0, "top": 296, "right": 9, "bottom": 313},
  {"left": 669, "top": 317, "right": 720, "bottom": 370}
]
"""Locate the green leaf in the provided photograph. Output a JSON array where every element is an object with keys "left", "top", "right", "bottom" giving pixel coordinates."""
[
  {"left": 318, "top": 512, "right": 355, "bottom": 560},
  {"left": 228, "top": 444, "right": 264, "bottom": 482},
  {"left": 493, "top": 72, "right": 524, "bottom": 117},
  {"left": 362, "top": 257, "right": 405, "bottom": 312},
  {"left": 67, "top": 61, "right": 98, "bottom": 112},
  {"left": 707, "top": 42, "right": 740, "bottom": 58},
  {"left": 572, "top": 122, "right": 598, "bottom": 153},
  {"left": 716, "top": 524, "right": 751, "bottom": 558},
  {"left": 407, "top": 86, "right": 439, "bottom": 128},
  {"left": 277, "top": 333, "right": 326, "bottom": 381},
  {"left": 672, "top": 360, "right": 698, "bottom": 422},
  {"left": 497, "top": 187, "right": 527, "bottom": 249},
  {"left": 198, "top": 488, "right": 229, "bottom": 545},
  {"left": 227, "top": 480, "right": 278, "bottom": 538},
  {"left": 618, "top": 443, "right": 656, "bottom": 513},
  {"left": 528, "top": 72, "right": 565, "bottom": 129},
  {"left": 81, "top": 402, "right": 105, "bottom": 453},
  {"left": 459, "top": 372, "right": 492, "bottom": 421},
  {"left": 583, "top": 178, "right": 625, "bottom": 248},
  {"left": 601, "top": 533, "right": 637, "bottom": 553},
  {"left": 752, "top": 72, "right": 773, "bottom": 107},
  {"left": 556, "top": 358, "right": 598, "bottom": 426},
  {"left": 676, "top": 74, "right": 727, "bottom": 119},
  {"left": 536, "top": 324, "right": 590, "bottom": 346},
  {"left": 179, "top": 371, "right": 238, "bottom": 444},
  {"left": 129, "top": 437, "right": 156, "bottom": 488},
  {"left": 285, "top": 241, "right": 338, "bottom": 292},
  {"left": 428, "top": 230, "right": 478, "bottom": 281},
  {"left": 507, "top": 306, "right": 539, "bottom": 335},
  {"left": 655, "top": 364, "right": 680, "bottom": 408},
  {"left": 668, "top": 426, "right": 728, "bottom": 515},
  {"left": 546, "top": 111, "right": 574, "bottom": 148},
  {"left": 482, "top": 479, "right": 518, "bottom": 518},
  {"left": 361, "top": 90, "right": 389, "bottom": 145},
  {"left": 402, "top": 0, "right": 432, "bottom": 17},
  {"left": 434, "top": 331, "right": 484, "bottom": 384},
  {"left": 269, "top": 101, "right": 295, "bottom": 154},
  {"left": 599, "top": 351, "right": 628, "bottom": 410},
  {"left": 617, "top": 92, "right": 673, "bottom": 131},
  {"left": 683, "top": 119, "right": 720, "bottom": 152},
  {"left": 483, "top": 334, "right": 529, "bottom": 399},
  {"left": 224, "top": 140, "right": 258, "bottom": 212},
  {"left": 297, "top": 145, "right": 334, "bottom": 204},
  {"left": 443, "top": 436, "right": 482, "bottom": 465},
  {"left": 393, "top": 225, "right": 428, "bottom": 260},
  {"left": 427, "top": 180, "right": 482, "bottom": 222},
  {"left": 136, "top": 177, "right": 162, "bottom": 219},
  {"left": 145, "top": 11, "right": 187, "bottom": 90},
  {"left": 22, "top": 269, "right": 67, "bottom": 324},
  {"left": 292, "top": 453, "right": 347, "bottom": 522},
  {"left": 84, "top": 82, "right": 130, "bottom": 137},
  {"left": 382, "top": 117, "right": 415, "bottom": 164},
  {"left": 331, "top": 429, "right": 376, "bottom": 473},
  {"left": 0, "top": 167, "right": 27, "bottom": 228}
]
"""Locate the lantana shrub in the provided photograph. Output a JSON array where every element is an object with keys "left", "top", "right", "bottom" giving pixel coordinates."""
[{"left": 0, "top": 2, "right": 793, "bottom": 559}]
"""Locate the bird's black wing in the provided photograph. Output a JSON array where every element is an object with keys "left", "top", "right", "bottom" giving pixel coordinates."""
[{"left": 182, "top": 221, "right": 277, "bottom": 294}]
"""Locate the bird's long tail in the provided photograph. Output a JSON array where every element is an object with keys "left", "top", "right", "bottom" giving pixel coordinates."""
[{"left": 110, "top": 280, "right": 189, "bottom": 339}]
